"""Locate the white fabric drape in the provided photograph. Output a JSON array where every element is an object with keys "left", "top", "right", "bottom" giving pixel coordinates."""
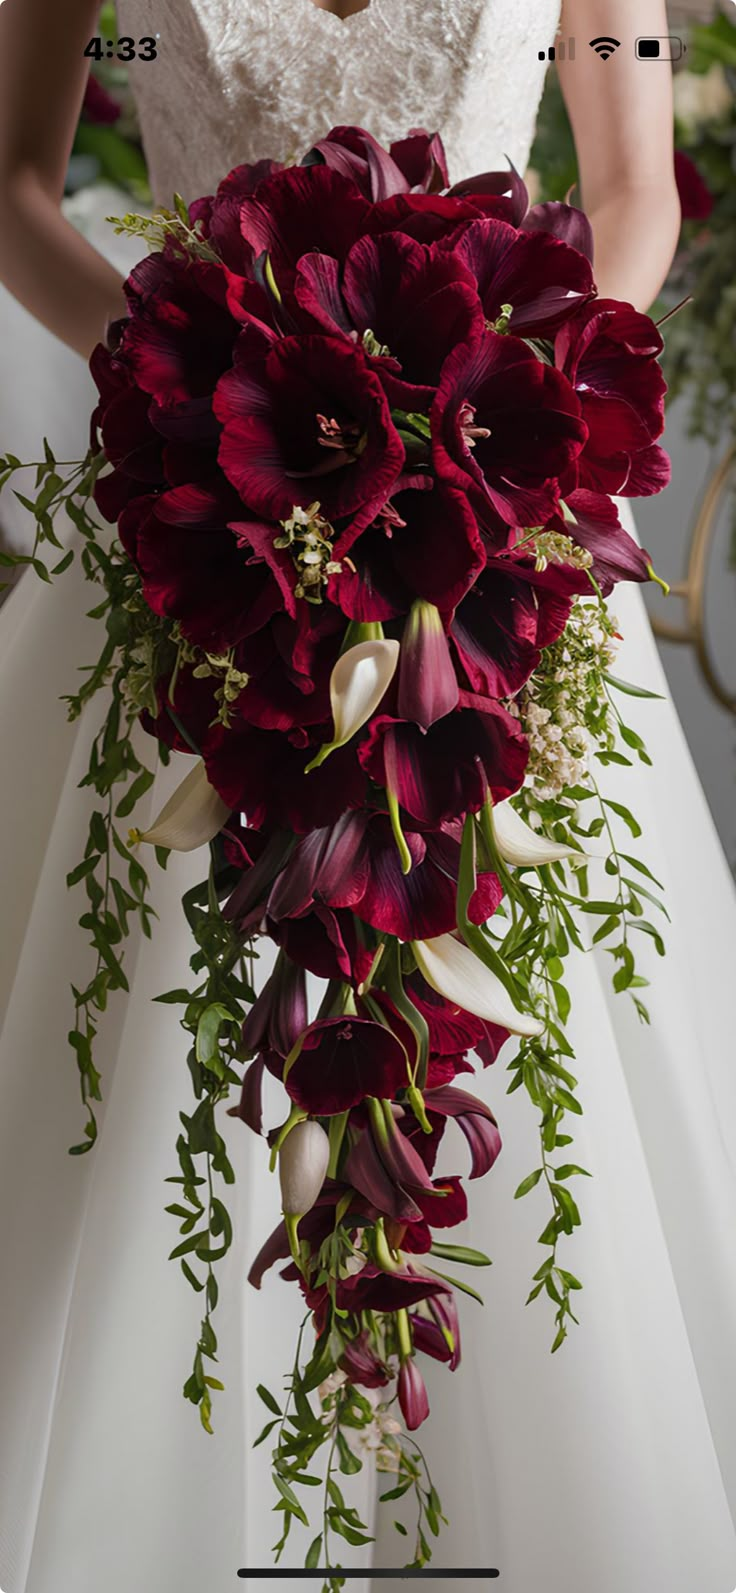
[{"left": 2, "top": 187, "right": 736, "bottom": 1593}]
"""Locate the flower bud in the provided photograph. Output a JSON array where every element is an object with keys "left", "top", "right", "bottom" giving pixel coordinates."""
[
  {"left": 398, "top": 600, "right": 459, "bottom": 730},
  {"left": 278, "top": 1119, "right": 330, "bottom": 1219},
  {"left": 398, "top": 1356, "right": 430, "bottom": 1431}
]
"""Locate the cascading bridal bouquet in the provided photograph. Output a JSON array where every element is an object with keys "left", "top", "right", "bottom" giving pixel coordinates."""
[{"left": 1, "top": 124, "right": 671, "bottom": 1578}]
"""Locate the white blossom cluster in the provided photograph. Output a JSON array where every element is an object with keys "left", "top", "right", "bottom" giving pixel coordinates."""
[
  {"left": 318, "top": 1368, "right": 403, "bottom": 1469},
  {"left": 513, "top": 599, "right": 619, "bottom": 799}
]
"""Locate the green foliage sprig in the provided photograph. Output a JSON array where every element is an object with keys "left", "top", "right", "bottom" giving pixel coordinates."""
[{"left": 0, "top": 446, "right": 174, "bottom": 1148}]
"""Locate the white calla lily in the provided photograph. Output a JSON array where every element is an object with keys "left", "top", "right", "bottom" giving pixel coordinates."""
[
  {"left": 132, "top": 760, "right": 230, "bottom": 851},
  {"left": 413, "top": 933, "right": 544, "bottom": 1038},
  {"left": 491, "top": 799, "right": 583, "bottom": 867},
  {"left": 306, "top": 638, "right": 399, "bottom": 771}
]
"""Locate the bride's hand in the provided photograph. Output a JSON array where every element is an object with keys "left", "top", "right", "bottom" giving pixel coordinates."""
[
  {"left": 557, "top": 0, "right": 681, "bottom": 310},
  {"left": 0, "top": 0, "right": 127, "bottom": 358}
]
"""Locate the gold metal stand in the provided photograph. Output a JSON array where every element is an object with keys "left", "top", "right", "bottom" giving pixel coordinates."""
[{"left": 650, "top": 442, "right": 736, "bottom": 715}]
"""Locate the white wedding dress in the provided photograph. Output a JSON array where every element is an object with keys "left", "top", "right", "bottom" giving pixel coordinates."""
[{"left": 1, "top": 4, "right": 736, "bottom": 1591}]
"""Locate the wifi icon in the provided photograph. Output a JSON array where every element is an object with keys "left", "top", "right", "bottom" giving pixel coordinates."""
[{"left": 589, "top": 35, "right": 621, "bottom": 59}]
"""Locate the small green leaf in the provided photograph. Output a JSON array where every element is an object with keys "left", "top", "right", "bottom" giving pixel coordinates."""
[
  {"left": 603, "top": 672, "right": 663, "bottom": 700},
  {"left": 305, "top": 1535, "right": 323, "bottom": 1570},
  {"left": 602, "top": 798, "right": 642, "bottom": 839},
  {"left": 514, "top": 1167, "right": 543, "bottom": 1199},
  {"left": 253, "top": 1419, "right": 279, "bottom": 1448},
  {"left": 429, "top": 1242, "right": 492, "bottom": 1267},
  {"left": 424, "top": 1266, "right": 484, "bottom": 1305},
  {"left": 257, "top": 1384, "right": 282, "bottom": 1417}
]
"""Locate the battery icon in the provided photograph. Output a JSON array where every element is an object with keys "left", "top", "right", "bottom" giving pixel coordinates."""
[{"left": 635, "top": 36, "right": 685, "bottom": 59}]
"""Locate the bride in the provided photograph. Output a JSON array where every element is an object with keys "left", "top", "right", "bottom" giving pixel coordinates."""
[{"left": 1, "top": 1, "right": 736, "bottom": 1590}]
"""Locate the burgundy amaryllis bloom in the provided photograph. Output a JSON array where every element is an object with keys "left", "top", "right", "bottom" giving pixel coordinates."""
[
  {"left": 329, "top": 478, "right": 486, "bottom": 621},
  {"left": 444, "top": 216, "right": 595, "bottom": 336},
  {"left": 188, "top": 158, "right": 284, "bottom": 271},
  {"left": 554, "top": 299, "right": 669, "bottom": 498},
  {"left": 121, "top": 251, "right": 240, "bottom": 408},
  {"left": 284, "top": 1016, "right": 409, "bottom": 1115},
  {"left": 432, "top": 328, "right": 588, "bottom": 536},
  {"left": 294, "top": 232, "right": 484, "bottom": 391},
  {"left": 450, "top": 549, "right": 588, "bottom": 698},
  {"left": 214, "top": 323, "right": 405, "bottom": 523},
  {"left": 90, "top": 341, "right": 168, "bottom": 521},
  {"left": 117, "top": 481, "right": 287, "bottom": 652},
  {"left": 307, "top": 124, "right": 449, "bottom": 202},
  {"left": 238, "top": 164, "right": 373, "bottom": 291},
  {"left": 359, "top": 694, "right": 529, "bottom": 827}
]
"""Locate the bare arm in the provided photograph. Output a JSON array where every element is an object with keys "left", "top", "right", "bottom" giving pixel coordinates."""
[
  {"left": 0, "top": 0, "right": 128, "bottom": 359},
  {"left": 557, "top": 0, "right": 681, "bottom": 310}
]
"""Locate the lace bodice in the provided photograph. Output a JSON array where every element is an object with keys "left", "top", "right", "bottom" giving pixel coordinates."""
[{"left": 116, "top": 0, "right": 560, "bottom": 203}]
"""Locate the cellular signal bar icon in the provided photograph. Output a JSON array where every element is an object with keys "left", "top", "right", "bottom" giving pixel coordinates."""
[
  {"left": 538, "top": 37, "right": 575, "bottom": 61},
  {"left": 589, "top": 35, "right": 621, "bottom": 59}
]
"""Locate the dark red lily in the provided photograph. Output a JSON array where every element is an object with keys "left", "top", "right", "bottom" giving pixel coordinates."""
[
  {"left": 284, "top": 1017, "right": 409, "bottom": 1115},
  {"left": 358, "top": 694, "right": 529, "bottom": 827},
  {"left": 397, "top": 1175, "right": 469, "bottom": 1254},
  {"left": 339, "top": 1329, "right": 392, "bottom": 1388},
  {"left": 410, "top": 1287, "right": 462, "bottom": 1370},
  {"left": 406, "top": 972, "right": 509, "bottom": 1068},
  {"left": 241, "top": 951, "right": 308, "bottom": 1060},
  {"left": 551, "top": 490, "right": 652, "bottom": 591},
  {"left": 410, "top": 1084, "right": 504, "bottom": 1180},
  {"left": 345, "top": 1100, "right": 440, "bottom": 1223}
]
